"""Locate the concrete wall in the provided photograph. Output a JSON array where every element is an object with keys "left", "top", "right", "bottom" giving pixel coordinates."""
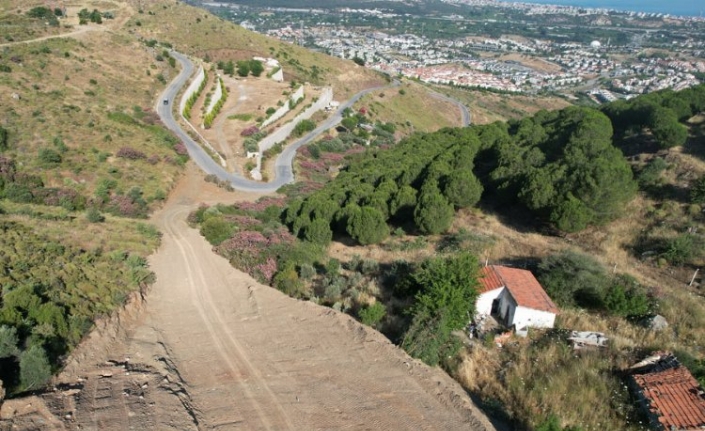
[
  {"left": 271, "top": 68, "right": 284, "bottom": 82},
  {"left": 261, "top": 85, "right": 306, "bottom": 128},
  {"left": 250, "top": 87, "right": 334, "bottom": 179},
  {"left": 179, "top": 65, "right": 205, "bottom": 115},
  {"left": 258, "top": 87, "right": 333, "bottom": 153}
]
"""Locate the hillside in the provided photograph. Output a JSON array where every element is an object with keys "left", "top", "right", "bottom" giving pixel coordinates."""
[
  {"left": 190, "top": 85, "right": 705, "bottom": 430},
  {"left": 0, "top": 0, "right": 498, "bottom": 425},
  {"left": 9, "top": 0, "right": 705, "bottom": 430}
]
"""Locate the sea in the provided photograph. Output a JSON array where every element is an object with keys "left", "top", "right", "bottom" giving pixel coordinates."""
[{"left": 496, "top": 0, "right": 703, "bottom": 18}]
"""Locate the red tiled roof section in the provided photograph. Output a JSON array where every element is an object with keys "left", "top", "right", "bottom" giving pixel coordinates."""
[
  {"left": 633, "top": 365, "right": 705, "bottom": 430},
  {"left": 493, "top": 266, "right": 559, "bottom": 314},
  {"left": 478, "top": 266, "right": 504, "bottom": 293}
]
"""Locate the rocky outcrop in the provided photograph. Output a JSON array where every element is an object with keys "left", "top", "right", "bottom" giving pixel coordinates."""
[{"left": 640, "top": 314, "right": 669, "bottom": 332}]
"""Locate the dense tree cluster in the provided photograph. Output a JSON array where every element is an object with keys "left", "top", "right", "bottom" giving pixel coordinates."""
[
  {"left": 26, "top": 7, "right": 59, "bottom": 26},
  {"left": 77, "top": 8, "right": 103, "bottom": 25},
  {"left": 284, "top": 127, "right": 484, "bottom": 244},
  {"left": 602, "top": 85, "right": 705, "bottom": 148},
  {"left": 218, "top": 59, "right": 264, "bottom": 78},
  {"left": 488, "top": 107, "right": 637, "bottom": 232},
  {"left": 284, "top": 103, "right": 642, "bottom": 241}
]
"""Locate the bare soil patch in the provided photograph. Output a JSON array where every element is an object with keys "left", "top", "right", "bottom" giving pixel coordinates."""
[
  {"left": 1, "top": 164, "right": 495, "bottom": 430},
  {"left": 496, "top": 53, "right": 563, "bottom": 74}
]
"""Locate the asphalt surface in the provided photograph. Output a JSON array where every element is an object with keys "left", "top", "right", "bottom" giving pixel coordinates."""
[{"left": 158, "top": 52, "right": 399, "bottom": 193}]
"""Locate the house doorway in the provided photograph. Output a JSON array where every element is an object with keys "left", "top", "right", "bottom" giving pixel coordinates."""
[{"left": 491, "top": 298, "right": 500, "bottom": 315}]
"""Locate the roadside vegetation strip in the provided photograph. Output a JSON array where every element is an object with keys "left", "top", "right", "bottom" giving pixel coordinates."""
[
  {"left": 161, "top": 51, "right": 402, "bottom": 191},
  {"left": 204, "top": 77, "right": 227, "bottom": 128},
  {"left": 180, "top": 65, "right": 207, "bottom": 120},
  {"left": 261, "top": 85, "right": 305, "bottom": 128},
  {"left": 204, "top": 76, "right": 224, "bottom": 116}
]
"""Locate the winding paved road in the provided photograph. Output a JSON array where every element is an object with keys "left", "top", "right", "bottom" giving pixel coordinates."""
[
  {"left": 429, "top": 89, "right": 471, "bottom": 126},
  {"left": 158, "top": 52, "right": 399, "bottom": 193}
]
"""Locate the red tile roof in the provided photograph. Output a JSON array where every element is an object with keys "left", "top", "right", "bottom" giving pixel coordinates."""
[
  {"left": 479, "top": 266, "right": 559, "bottom": 314},
  {"left": 478, "top": 266, "right": 504, "bottom": 293},
  {"left": 632, "top": 359, "right": 705, "bottom": 430}
]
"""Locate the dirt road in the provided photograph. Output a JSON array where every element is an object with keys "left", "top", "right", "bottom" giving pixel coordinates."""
[{"left": 0, "top": 166, "right": 495, "bottom": 430}]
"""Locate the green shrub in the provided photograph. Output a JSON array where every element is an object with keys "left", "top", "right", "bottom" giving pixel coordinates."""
[
  {"left": 662, "top": 234, "right": 700, "bottom": 266},
  {"left": 293, "top": 119, "right": 316, "bottom": 137},
  {"left": 200, "top": 216, "right": 235, "bottom": 245},
  {"left": 346, "top": 206, "right": 389, "bottom": 245},
  {"left": 299, "top": 263, "right": 317, "bottom": 280},
  {"left": 38, "top": 148, "right": 62, "bottom": 166},
  {"left": 304, "top": 217, "right": 333, "bottom": 245},
  {"left": 359, "top": 302, "right": 386, "bottom": 328},
  {"left": 0, "top": 125, "right": 8, "bottom": 151},
  {"left": 19, "top": 345, "right": 52, "bottom": 391},
  {"left": 402, "top": 253, "right": 480, "bottom": 366},
  {"left": 274, "top": 262, "right": 304, "bottom": 297},
  {"left": 85, "top": 207, "right": 105, "bottom": 223},
  {"left": 691, "top": 175, "right": 705, "bottom": 204},
  {"left": 414, "top": 182, "right": 454, "bottom": 234}
]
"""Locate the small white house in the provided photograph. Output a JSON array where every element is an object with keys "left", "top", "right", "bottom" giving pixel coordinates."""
[{"left": 476, "top": 265, "right": 558, "bottom": 333}]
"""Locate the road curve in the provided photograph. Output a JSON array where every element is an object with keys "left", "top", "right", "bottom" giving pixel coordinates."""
[
  {"left": 428, "top": 89, "right": 471, "bottom": 127},
  {"left": 158, "top": 52, "right": 399, "bottom": 193}
]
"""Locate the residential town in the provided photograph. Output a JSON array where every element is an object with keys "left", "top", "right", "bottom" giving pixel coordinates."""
[
  {"left": 199, "top": 0, "right": 704, "bottom": 102},
  {"left": 265, "top": 25, "right": 703, "bottom": 100}
]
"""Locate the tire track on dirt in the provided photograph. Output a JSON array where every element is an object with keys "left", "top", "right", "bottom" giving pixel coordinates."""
[{"left": 164, "top": 206, "right": 295, "bottom": 430}]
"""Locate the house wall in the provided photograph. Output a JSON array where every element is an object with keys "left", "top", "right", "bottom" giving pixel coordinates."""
[
  {"left": 475, "top": 288, "right": 504, "bottom": 316},
  {"left": 511, "top": 306, "right": 556, "bottom": 330}
]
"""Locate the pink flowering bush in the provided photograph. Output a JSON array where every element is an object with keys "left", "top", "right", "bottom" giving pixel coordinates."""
[
  {"left": 225, "top": 215, "right": 262, "bottom": 229},
  {"left": 116, "top": 147, "right": 147, "bottom": 160},
  {"left": 241, "top": 126, "right": 260, "bottom": 137},
  {"left": 235, "top": 196, "right": 286, "bottom": 212},
  {"left": 105, "top": 194, "right": 147, "bottom": 218},
  {"left": 254, "top": 257, "right": 277, "bottom": 284},
  {"left": 173, "top": 143, "right": 188, "bottom": 156}
]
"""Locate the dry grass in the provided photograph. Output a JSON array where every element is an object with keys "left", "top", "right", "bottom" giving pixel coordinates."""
[
  {"left": 357, "top": 80, "right": 465, "bottom": 134},
  {"left": 456, "top": 330, "right": 643, "bottom": 430},
  {"left": 0, "top": 24, "right": 182, "bottom": 201},
  {"left": 1, "top": 200, "right": 160, "bottom": 256},
  {"left": 448, "top": 135, "right": 705, "bottom": 429},
  {"left": 496, "top": 53, "right": 563, "bottom": 74},
  {"left": 430, "top": 85, "right": 572, "bottom": 125}
]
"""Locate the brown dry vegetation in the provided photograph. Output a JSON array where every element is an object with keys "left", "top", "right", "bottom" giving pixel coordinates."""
[
  {"left": 495, "top": 53, "right": 564, "bottom": 74},
  {"left": 433, "top": 85, "right": 572, "bottom": 124},
  {"left": 0, "top": 21, "right": 182, "bottom": 202},
  {"left": 356, "top": 80, "right": 466, "bottom": 134}
]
